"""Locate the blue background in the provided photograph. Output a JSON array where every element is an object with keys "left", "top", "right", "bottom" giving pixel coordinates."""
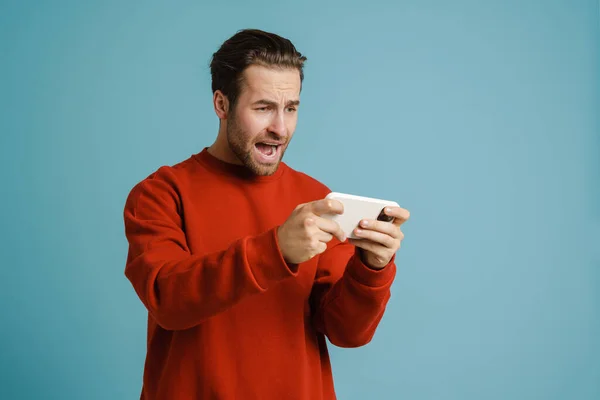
[{"left": 1, "top": 1, "right": 598, "bottom": 399}]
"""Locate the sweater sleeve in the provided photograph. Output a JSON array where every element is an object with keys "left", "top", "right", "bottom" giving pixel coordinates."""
[
  {"left": 310, "top": 240, "right": 397, "bottom": 348},
  {"left": 123, "top": 173, "right": 298, "bottom": 331}
]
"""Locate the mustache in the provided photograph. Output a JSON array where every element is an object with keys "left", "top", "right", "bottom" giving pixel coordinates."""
[{"left": 253, "top": 136, "right": 289, "bottom": 146}]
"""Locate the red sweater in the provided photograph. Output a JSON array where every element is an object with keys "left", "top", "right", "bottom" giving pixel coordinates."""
[{"left": 123, "top": 148, "right": 396, "bottom": 399}]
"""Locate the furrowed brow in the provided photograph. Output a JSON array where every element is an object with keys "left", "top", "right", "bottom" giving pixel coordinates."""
[
  {"left": 252, "top": 99, "right": 278, "bottom": 107},
  {"left": 251, "top": 99, "right": 300, "bottom": 107}
]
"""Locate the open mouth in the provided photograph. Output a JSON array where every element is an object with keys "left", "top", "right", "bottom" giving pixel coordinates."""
[{"left": 254, "top": 142, "right": 281, "bottom": 162}]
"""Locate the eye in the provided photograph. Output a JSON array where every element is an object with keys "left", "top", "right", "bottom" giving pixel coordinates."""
[
  {"left": 256, "top": 107, "right": 268, "bottom": 112},
  {"left": 286, "top": 107, "right": 297, "bottom": 113}
]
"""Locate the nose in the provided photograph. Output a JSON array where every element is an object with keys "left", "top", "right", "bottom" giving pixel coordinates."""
[{"left": 268, "top": 111, "right": 286, "bottom": 138}]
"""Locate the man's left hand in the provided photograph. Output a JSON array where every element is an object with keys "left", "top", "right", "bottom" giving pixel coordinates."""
[{"left": 348, "top": 206, "right": 410, "bottom": 269}]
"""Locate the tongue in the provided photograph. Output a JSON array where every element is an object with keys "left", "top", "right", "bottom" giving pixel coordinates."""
[{"left": 256, "top": 143, "right": 274, "bottom": 156}]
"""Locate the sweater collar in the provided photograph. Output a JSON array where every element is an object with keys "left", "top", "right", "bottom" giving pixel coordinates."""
[{"left": 194, "top": 147, "right": 286, "bottom": 183}]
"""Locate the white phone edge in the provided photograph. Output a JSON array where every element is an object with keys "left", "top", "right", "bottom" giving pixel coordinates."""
[
  {"left": 324, "top": 192, "right": 400, "bottom": 239},
  {"left": 325, "top": 192, "right": 400, "bottom": 208}
]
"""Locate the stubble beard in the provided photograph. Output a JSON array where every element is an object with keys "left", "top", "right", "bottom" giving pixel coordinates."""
[{"left": 226, "top": 115, "right": 288, "bottom": 177}]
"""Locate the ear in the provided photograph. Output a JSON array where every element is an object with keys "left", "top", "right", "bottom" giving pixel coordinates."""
[{"left": 213, "top": 90, "right": 230, "bottom": 120}]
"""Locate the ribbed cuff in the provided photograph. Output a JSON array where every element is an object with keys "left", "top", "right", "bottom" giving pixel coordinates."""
[
  {"left": 346, "top": 250, "right": 396, "bottom": 288},
  {"left": 245, "top": 227, "right": 299, "bottom": 289}
]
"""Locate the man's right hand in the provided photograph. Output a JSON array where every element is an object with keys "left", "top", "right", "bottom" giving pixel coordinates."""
[{"left": 277, "top": 199, "right": 346, "bottom": 264}]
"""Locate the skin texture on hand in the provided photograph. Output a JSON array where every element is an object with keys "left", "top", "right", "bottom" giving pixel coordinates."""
[
  {"left": 277, "top": 198, "right": 346, "bottom": 264},
  {"left": 348, "top": 206, "right": 410, "bottom": 269}
]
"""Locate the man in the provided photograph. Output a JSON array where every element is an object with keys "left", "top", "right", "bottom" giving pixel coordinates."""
[{"left": 123, "top": 29, "right": 410, "bottom": 399}]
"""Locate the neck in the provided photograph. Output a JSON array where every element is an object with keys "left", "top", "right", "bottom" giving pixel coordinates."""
[{"left": 207, "top": 122, "right": 243, "bottom": 165}]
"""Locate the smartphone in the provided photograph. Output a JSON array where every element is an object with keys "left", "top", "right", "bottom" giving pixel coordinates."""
[{"left": 323, "top": 192, "right": 400, "bottom": 239}]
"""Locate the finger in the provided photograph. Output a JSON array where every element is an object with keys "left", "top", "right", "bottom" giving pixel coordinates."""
[
  {"left": 353, "top": 226, "right": 396, "bottom": 248},
  {"left": 357, "top": 219, "right": 399, "bottom": 239},
  {"left": 315, "top": 230, "right": 334, "bottom": 243},
  {"left": 304, "top": 217, "right": 316, "bottom": 229},
  {"left": 311, "top": 198, "right": 344, "bottom": 217},
  {"left": 315, "top": 241, "right": 328, "bottom": 255},
  {"left": 383, "top": 206, "right": 410, "bottom": 227},
  {"left": 348, "top": 238, "right": 388, "bottom": 256},
  {"left": 315, "top": 216, "right": 346, "bottom": 242},
  {"left": 305, "top": 216, "right": 341, "bottom": 242}
]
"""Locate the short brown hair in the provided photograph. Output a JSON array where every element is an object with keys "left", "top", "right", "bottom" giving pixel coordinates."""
[{"left": 210, "top": 29, "right": 307, "bottom": 107}]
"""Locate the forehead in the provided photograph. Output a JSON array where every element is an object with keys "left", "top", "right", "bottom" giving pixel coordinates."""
[{"left": 239, "top": 65, "right": 301, "bottom": 100}]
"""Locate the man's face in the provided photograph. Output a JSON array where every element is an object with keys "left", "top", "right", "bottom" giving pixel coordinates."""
[{"left": 226, "top": 65, "right": 301, "bottom": 176}]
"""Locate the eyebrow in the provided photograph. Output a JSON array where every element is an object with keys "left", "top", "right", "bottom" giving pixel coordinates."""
[{"left": 252, "top": 99, "right": 300, "bottom": 107}]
